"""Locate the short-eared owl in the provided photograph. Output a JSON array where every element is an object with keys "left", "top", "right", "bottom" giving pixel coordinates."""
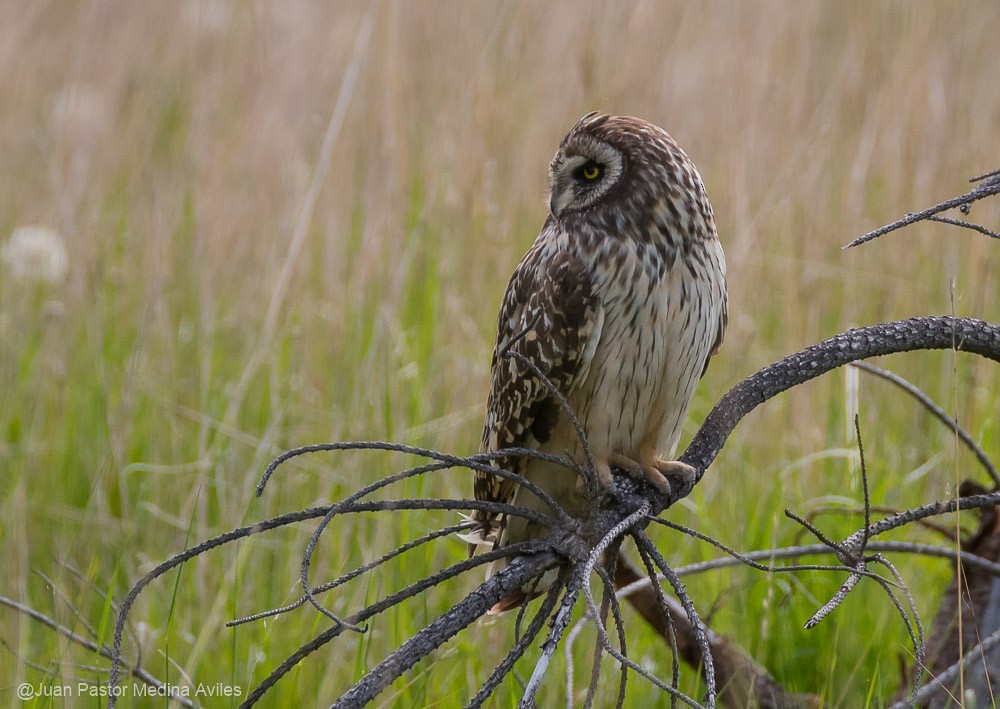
[{"left": 468, "top": 113, "right": 727, "bottom": 611}]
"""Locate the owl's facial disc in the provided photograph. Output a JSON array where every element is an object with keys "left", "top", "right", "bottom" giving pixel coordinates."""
[{"left": 548, "top": 136, "right": 623, "bottom": 218}]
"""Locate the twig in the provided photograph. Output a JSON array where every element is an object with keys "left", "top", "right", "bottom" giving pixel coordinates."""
[
  {"left": 1, "top": 637, "right": 103, "bottom": 685},
  {"left": 802, "top": 504, "right": 958, "bottom": 541},
  {"left": 244, "top": 540, "right": 548, "bottom": 708},
  {"left": 804, "top": 572, "right": 864, "bottom": 629},
  {"left": 680, "top": 316, "right": 1000, "bottom": 487},
  {"left": 330, "top": 548, "right": 561, "bottom": 709},
  {"left": 633, "top": 530, "right": 715, "bottom": 708},
  {"left": 875, "top": 555, "right": 925, "bottom": 706},
  {"left": 257, "top": 441, "right": 577, "bottom": 526},
  {"left": 465, "top": 579, "right": 563, "bottom": 708},
  {"left": 648, "top": 517, "right": 887, "bottom": 580},
  {"left": 658, "top": 540, "right": 1000, "bottom": 580},
  {"left": 784, "top": 509, "right": 856, "bottom": 564},
  {"left": 513, "top": 574, "right": 544, "bottom": 645},
  {"left": 226, "top": 522, "right": 474, "bottom": 627},
  {"left": 800, "top": 416, "right": 873, "bottom": 629},
  {"left": 503, "top": 349, "right": 598, "bottom": 495},
  {"left": 519, "top": 563, "right": 587, "bottom": 708},
  {"left": 594, "top": 564, "right": 628, "bottom": 709},
  {"left": 887, "top": 626, "right": 1000, "bottom": 709},
  {"left": 842, "top": 491, "right": 1000, "bottom": 547},
  {"left": 580, "top": 506, "right": 647, "bottom": 705},
  {"left": 856, "top": 415, "right": 873, "bottom": 554},
  {"left": 583, "top": 568, "right": 610, "bottom": 709},
  {"left": 56, "top": 561, "right": 142, "bottom": 668},
  {"left": 633, "top": 545, "right": 682, "bottom": 704},
  {"left": 296, "top": 467, "right": 564, "bottom": 628},
  {"left": 109, "top": 498, "right": 550, "bottom": 702},
  {"left": 971, "top": 168, "right": 1000, "bottom": 184},
  {"left": 31, "top": 569, "right": 100, "bottom": 642},
  {"left": 927, "top": 215, "right": 1000, "bottom": 240},
  {"left": 851, "top": 361, "right": 1000, "bottom": 486},
  {"left": 843, "top": 172, "right": 1000, "bottom": 248},
  {"left": 0, "top": 595, "right": 200, "bottom": 709}
]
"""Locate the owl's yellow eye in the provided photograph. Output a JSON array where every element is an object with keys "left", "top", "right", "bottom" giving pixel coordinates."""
[{"left": 582, "top": 163, "right": 602, "bottom": 180}]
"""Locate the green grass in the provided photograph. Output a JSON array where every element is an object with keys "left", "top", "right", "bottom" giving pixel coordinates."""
[{"left": 2, "top": 2, "right": 1000, "bottom": 707}]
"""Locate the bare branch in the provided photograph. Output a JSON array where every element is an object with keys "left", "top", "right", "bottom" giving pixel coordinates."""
[
  {"left": 330, "top": 549, "right": 561, "bottom": 709},
  {"left": 852, "top": 361, "right": 1000, "bottom": 486},
  {"left": 257, "top": 441, "right": 579, "bottom": 526},
  {"left": 581, "top": 505, "right": 647, "bottom": 704},
  {"left": 926, "top": 215, "right": 1000, "bottom": 240},
  {"left": 678, "top": 316, "right": 1000, "bottom": 492},
  {"left": 465, "top": 579, "right": 563, "bottom": 708},
  {"left": 519, "top": 563, "right": 588, "bottom": 708},
  {"left": 0, "top": 595, "right": 200, "bottom": 709},
  {"left": 227, "top": 522, "right": 474, "bottom": 627},
  {"left": 613, "top": 558, "right": 821, "bottom": 709},
  {"left": 842, "top": 491, "right": 1000, "bottom": 548},
  {"left": 802, "top": 504, "right": 962, "bottom": 541},
  {"left": 844, "top": 172, "right": 1000, "bottom": 248},
  {"left": 875, "top": 555, "right": 925, "bottom": 706},
  {"left": 242, "top": 539, "right": 546, "bottom": 708},
  {"left": 659, "top": 541, "right": 1000, "bottom": 580},
  {"left": 100, "top": 313, "right": 1000, "bottom": 707},
  {"left": 633, "top": 530, "right": 715, "bottom": 708},
  {"left": 594, "top": 564, "right": 628, "bottom": 709},
  {"left": 31, "top": 569, "right": 100, "bottom": 642},
  {"left": 804, "top": 571, "right": 864, "bottom": 629},
  {"left": 888, "top": 626, "right": 1000, "bottom": 709},
  {"left": 109, "top": 498, "right": 553, "bottom": 704},
  {"left": 648, "top": 516, "right": 887, "bottom": 580}
]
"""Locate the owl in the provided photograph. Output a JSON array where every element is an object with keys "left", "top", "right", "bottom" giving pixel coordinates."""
[{"left": 468, "top": 112, "right": 727, "bottom": 612}]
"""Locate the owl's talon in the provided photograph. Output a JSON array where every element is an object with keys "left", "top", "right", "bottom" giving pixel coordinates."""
[
  {"left": 641, "top": 467, "right": 673, "bottom": 494},
  {"left": 604, "top": 454, "right": 699, "bottom": 495},
  {"left": 577, "top": 461, "right": 615, "bottom": 494},
  {"left": 595, "top": 462, "right": 615, "bottom": 488},
  {"left": 650, "top": 459, "right": 698, "bottom": 495}
]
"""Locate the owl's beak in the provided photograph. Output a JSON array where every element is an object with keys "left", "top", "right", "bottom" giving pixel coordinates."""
[{"left": 549, "top": 188, "right": 572, "bottom": 219}]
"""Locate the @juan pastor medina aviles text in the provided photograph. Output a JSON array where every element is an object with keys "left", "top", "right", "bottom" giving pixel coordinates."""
[{"left": 16, "top": 681, "right": 243, "bottom": 700}]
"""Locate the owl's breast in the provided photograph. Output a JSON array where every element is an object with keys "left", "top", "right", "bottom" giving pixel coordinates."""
[{"left": 565, "top": 238, "right": 725, "bottom": 459}]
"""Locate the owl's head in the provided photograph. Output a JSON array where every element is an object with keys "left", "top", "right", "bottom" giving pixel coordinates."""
[
  {"left": 548, "top": 112, "right": 627, "bottom": 219},
  {"left": 547, "top": 112, "right": 713, "bottom": 244}
]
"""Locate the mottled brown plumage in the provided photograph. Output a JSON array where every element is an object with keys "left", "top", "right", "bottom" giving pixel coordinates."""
[{"left": 469, "top": 113, "right": 727, "bottom": 611}]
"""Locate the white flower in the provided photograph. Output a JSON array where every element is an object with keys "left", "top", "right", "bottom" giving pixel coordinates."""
[{"left": 1, "top": 226, "right": 70, "bottom": 283}]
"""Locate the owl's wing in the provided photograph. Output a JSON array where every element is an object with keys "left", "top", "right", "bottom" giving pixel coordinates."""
[
  {"left": 469, "top": 244, "right": 602, "bottom": 549},
  {"left": 701, "top": 295, "right": 728, "bottom": 377}
]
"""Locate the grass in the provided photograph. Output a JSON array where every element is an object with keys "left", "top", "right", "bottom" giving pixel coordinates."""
[{"left": 2, "top": 1, "right": 1000, "bottom": 706}]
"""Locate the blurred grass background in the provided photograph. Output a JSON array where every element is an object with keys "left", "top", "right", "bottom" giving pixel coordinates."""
[{"left": 2, "top": 1, "right": 999, "bottom": 706}]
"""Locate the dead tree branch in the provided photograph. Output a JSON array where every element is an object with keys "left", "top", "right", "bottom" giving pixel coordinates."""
[
  {"left": 0, "top": 594, "right": 200, "bottom": 709},
  {"left": 844, "top": 169, "right": 1000, "bottom": 247},
  {"left": 98, "top": 315, "right": 1000, "bottom": 708},
  {"left": 679, "top": 316, "right": 1000, "bottom": 491},
  {"left": 5, "top": 173, "right": 999, "bottom": 708},
  {"left": 851, "top": 361, "right": 1000, "bottom": 486}
]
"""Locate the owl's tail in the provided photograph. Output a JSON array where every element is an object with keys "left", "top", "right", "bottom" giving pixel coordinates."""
[
  {"left": 466, "top": 516, "right": 559, "bottom": 614},
  {"left": 456, "top": 512, "right": 503, "bottom": 558},
  {"left": 457, "top": 512, "right": 549, "bottom": 613}
]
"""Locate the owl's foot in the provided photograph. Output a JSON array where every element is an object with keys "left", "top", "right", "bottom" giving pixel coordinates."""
[
  {"left": 606, "top": 453, "right": 697, "bottom": 495},
  {"left": 650, "top": 458, "right": 698, "bottom": 495},
  {"left": 580, "top": 455, "right": 698, "bottom": 496},
  {"left": 575, "top": 459, "right": 615, "bottom": 495}
]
